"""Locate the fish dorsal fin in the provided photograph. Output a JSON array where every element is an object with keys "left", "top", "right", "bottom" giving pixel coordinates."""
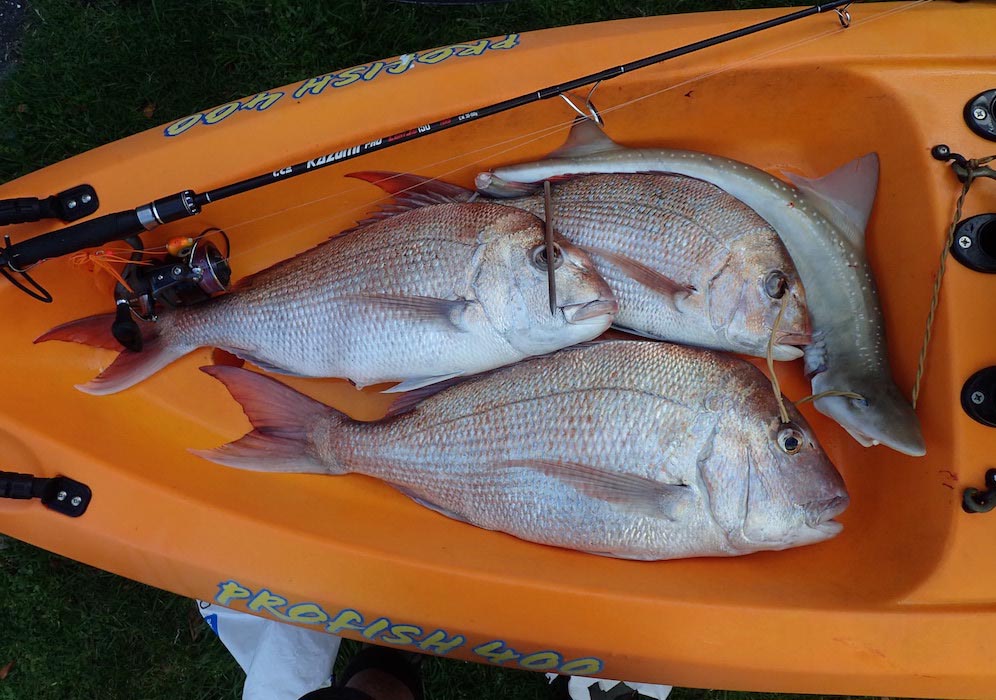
[
  {"left": 782, "top": 153, "right": 879, "bottom": 246},
  {"left": 548, "top": 119, "right": 624, "bottom": 159},
  {"left": 346, "top": 171, "right": 474, "bottom": 227},
  {"left": 348, "top": 171, "right": 472, "bottom": 202}
]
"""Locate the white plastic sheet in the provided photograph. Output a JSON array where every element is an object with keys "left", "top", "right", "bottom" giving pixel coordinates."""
[{"left": 198, "top": 601, "right": 342, "bottom": 700}]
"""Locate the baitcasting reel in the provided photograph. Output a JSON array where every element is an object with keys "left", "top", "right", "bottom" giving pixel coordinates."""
[{"left": 112, "top": 229, "right": 232, "bottom": 352}]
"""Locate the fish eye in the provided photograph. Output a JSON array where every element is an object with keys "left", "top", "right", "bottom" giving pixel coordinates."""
[
  {"left": 764, "top": 270, "right": 788, "bottom": 299},
  {"left": 850, "top": 396, "right": 869, "bottom": 409},
  {"left": 777, "top": 426, "right": 804, "bottom": 455},
  {"left": 531, "top": 244, "right": 563, "bottom": 271}
]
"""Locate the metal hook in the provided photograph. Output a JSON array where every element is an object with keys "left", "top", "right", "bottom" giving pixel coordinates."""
[
  {"left": 835, "top": 3, "right": 851, "bottom": 28},
  {"left": 543, "top": 180, "right": 557, "bottom": 315},
  {"left": 963, "top": 468, "right": 996, "bottom": 514},
  {"left": 559, "top": 81, "right": 603, "bottom": 125},
  {"left": 932, "top": 144, "right": 996, "bottom": 184}
]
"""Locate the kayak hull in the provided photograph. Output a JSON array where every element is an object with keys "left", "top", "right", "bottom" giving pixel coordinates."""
[{"left": 2, "top": 2, "right": 996, "bottom": 696}]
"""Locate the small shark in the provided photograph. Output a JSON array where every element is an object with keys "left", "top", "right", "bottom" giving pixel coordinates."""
[{"left": 476, "top": 121, "right": 924, "bottom": 457}]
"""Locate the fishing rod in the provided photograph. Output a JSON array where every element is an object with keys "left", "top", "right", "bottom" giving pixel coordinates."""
[{"left": 0, "top": 0, "right": 854, "bottom": 297}]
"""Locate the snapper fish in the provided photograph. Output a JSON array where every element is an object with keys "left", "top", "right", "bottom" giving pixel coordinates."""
[
  {"left": 476, "top": 120, "right": 925, "bottom": 457},
  {"left": 37, "top": 202, "right": 616, "bottom": 395},
  {"left": 350, "top": 170, "right": 810, "bottom": 361},
  {"left": 195, "top": 340, "right": 849, "bottom": 561}
]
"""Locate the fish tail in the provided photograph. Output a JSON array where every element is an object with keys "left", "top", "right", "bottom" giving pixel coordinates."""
[
  {"left": 35, "top": 312, "right": 192, "bottom": 395},
  {"left": 191, "top": 365, "right": 345, "bottom": 475}
]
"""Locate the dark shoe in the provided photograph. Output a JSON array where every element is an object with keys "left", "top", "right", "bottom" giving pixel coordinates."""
[{"left": 299, "top": 646, "right": 423, "bottom": 700}]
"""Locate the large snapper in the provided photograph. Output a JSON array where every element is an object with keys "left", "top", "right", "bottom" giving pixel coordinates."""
[
  {"left": 37, "top": 202, "right": 616, "bottom": 395},
  {"left": 196, "top": 340, "right": 848, "bottom": 560},
  {"left": 350, "top": 171, "right": 810, "bottom": 361},
  {"left": 477, "top": 120, "right": 924, "bottom": 457}
]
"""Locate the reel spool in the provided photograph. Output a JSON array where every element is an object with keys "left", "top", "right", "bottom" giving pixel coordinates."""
[{"left": 112, "top": 229, "right": 232, "bottom": 351}]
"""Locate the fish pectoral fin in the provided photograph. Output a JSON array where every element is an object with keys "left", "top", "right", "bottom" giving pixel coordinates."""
[
  {"left": 394, "top": 486, "right": 472, "bottom": 524},
  {"left": 381, "top": 371, "right": 465, "bottom": 395},
  {"left": 504, "top": 459, "right": 690, "bottom": 521},
  {"left": 781, "top": 153, "right": 879, "bottom": 247},
  {"left": 583, "top": 245, "right": 694, "bottom": 308},
  {"left": 343, "top": 294, "right": 474, "bottom": 331},
  {"left": 548, "top": 119, "right": 624, "bottom": 159},
  {"left": 225, "top": 350, "right": 309, "bottom": 377}
]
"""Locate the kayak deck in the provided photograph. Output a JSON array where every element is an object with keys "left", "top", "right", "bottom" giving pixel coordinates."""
[{"left": 1, "top": 2, "right": 995, "bottom": 696}]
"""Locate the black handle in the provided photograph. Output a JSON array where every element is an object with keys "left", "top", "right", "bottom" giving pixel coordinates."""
[
  {"left": 0, "top": 471, "right": 91, "bottom": 517},
  {"left": 0, "top": 198, "right": 44, "bottom": 226},
  {"left": 0, "top": 189, "right": 199, "bottom": 270},
  {"left": 4, "top": 210, "right": 144, "bottom": 269}
]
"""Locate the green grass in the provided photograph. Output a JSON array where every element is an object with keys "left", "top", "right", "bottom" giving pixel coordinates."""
[
  {"left": 1, "top": 1, "right": 868, "bottom": 698},
  {"left": 0, "top": 0, "right": 806, "bottom": 181}
]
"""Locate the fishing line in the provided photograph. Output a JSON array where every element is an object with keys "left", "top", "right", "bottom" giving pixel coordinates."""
[
  {"left": 912, "top": 152, "right": 996, "bottom": 409},
  {"left": 211, "top": 0, "right": 932, "bottom": 251},
  {"left": 594, "top": 0, "right": 931, "bottom": 123},
  {"left": 766, "top": 283, "right": 866, "bottom": 417},
  {"left": 795, "top": 390, "right": 864, "bottom": 405}
]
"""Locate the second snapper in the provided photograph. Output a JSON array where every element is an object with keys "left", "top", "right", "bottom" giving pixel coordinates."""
[{"left": 352, "top": 170, "right": 810, "bottom": 360}]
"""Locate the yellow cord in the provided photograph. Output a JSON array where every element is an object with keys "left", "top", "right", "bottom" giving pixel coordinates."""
[
  {"left": 767, "top": 292, "right": 867, "bottom": 415},
  {"left": 911, "top": 156, "right": 995, "bottom": 409}
]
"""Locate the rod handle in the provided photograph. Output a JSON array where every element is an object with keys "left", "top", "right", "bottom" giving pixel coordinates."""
[
  {"left": 4, "top": 210, "right": 145, "bottom": 268},
  {"left": 1, "top": 190, "right": 199, "bottom": 269}
]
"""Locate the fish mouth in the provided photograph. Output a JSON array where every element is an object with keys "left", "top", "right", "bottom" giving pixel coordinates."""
[
  {"left": 771, "top": 344, "right": 805, "bottom": 361},
  {"left": 775, "top": 330, "right": 813, "bottom": 346},
  {"left": 803, "top": 494, "right": 849, "bottom": 528},
  {"left": 563, "top": 298, "right": 619, "bottom": 324},
  {"left": 813, "top": 520, "right": 844, "bottom": 537},
  {"left": 843, "top": 424, "right": 927, "bottom": 457}
]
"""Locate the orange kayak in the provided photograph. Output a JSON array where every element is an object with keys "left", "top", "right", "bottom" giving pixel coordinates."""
[{"left": 2, "top": 2, "right": 996, "bottom": 696}]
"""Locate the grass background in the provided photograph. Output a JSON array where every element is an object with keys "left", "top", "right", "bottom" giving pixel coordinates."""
[{"left": 1, "top": 1, "right": 872, "bottom": 698}]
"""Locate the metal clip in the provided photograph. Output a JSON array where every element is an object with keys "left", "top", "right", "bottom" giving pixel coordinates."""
[
  {"left": 931, "top": 144, "right": 996, "bottom": 184},
  {"left": 559, "top": 82, "right": 603, "bottom": 125},
  {"left": 835, "top": 3, "right": 851, "bottom": 28}
]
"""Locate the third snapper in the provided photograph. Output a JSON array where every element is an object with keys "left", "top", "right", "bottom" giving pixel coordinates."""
[
  {"left": 38, "top": 202, "right": 616, "bottom": 395},
  {"left": 351, "top": 171, "right": 810, "bottom": 361},
  {"left": 196, "top": 340, "right": 848, "bottom": 561}
]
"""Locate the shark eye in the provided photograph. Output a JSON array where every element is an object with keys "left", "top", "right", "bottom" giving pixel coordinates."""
[
  {"left": 531, "top": 244, "right": 563, "bottom": 271},
  {"left": 850, "top": 396, "right": 869, "bottom": 409},
  {"left": 777, "top": 426, "right": 804, "bottom": 455},
  {"left": 764, "top": 270, "right": 788, "bottom": 299}
]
